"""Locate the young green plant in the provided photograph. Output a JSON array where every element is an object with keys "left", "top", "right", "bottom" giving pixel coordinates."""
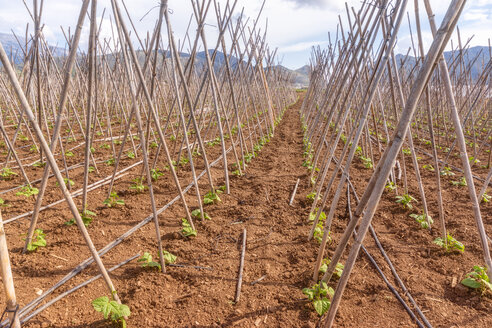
[
  {"left": 23, "top": 229, "right": 46, "bottom": 252},
  {"left": 461, "top": 266, "right": 491, "bottom": 294},
  {"left": 181, "top": 218, "right": 197, "bottom": 237},
  {"left": 433, "top": 233, "right": 464, "bottom": 253},
  {"left": 103, "top": 191, "right": 125, "bottom": 207},
  {"left": 92, "top": 292, "right": 130, "bottom": 328},
  {"left": 395, "top": 193, "right": 416, "bottom": 210},
  {"left": 302, "top": 281, "right": 334, "bottom": 316}
]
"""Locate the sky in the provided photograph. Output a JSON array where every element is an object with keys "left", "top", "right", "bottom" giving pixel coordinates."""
[{"left": 0, "top": 0, "right": 490, "bottom": 69}]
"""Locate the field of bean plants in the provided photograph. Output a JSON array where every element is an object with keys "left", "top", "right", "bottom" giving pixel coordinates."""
[{"left": 0, "top": 0, "right": 490, "bottom": 327}]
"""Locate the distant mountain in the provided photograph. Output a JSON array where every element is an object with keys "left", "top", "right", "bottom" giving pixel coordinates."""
[
  {"left": 395, "top": 46, "right": 490, "bottom": 80},
  {"left": 1, "top": 31, "right": 310, "bottom": 86},
  {"left": 272, "top": 64, "right": 310, "bottom": 87},
  {"left": 293, "top": 65, "right": 310, "bottom": 86},
  {"left": 0, "top": 33, "right": 28, "bottom": 64},
  {"left": 0, "top": 32, "right": 68, "bottom": 65}
]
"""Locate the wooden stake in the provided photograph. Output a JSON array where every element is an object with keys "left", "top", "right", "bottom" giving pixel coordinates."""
[
  {"left": 0, "top": 210, "right": 21, "bottom": 328},
  {"left": 234, "top": 228, "right": 247, "bottom": 303},
  {"left": 289, "top": 178, "right": 300, "bottom": 206}
]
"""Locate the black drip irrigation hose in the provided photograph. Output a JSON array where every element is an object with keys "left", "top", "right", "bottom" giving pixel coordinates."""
[
  {"left": 7, "top": 254, "right": 139, "bottom": 327},
  {"left": 360, "top": 245, "right": 425, "bottom": 328}
]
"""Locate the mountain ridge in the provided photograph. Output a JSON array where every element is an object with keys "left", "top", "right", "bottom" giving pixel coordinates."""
[{"left": 2, "top": 32, "right": 489, "bottom": 85}]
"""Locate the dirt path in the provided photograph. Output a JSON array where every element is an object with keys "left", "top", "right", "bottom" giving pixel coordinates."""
[{"left": 132, "top": 93, "right": 320, "bottom": 327}]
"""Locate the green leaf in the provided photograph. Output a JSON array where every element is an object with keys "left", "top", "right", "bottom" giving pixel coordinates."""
[
  {"left": 313, "top": 298, "right": 330, "bottom": 316},
  {"left": 138, "top": 252, "right": 161, "bottom": 270},
  {"left": 93, "top": 295, "right": 130, "bottom": 324},
  {"left": 461, "top": 278, "right": 481, "bottom": 289},
  {"left": 119, "top": 303, "right": 131, "bottom": 317},
  {"left": 326, "top": 287, "right": 335, "bottom": 298},
  {"left": 84, "top": 209, "right": 96, "bottom": 217},
  {"left": 433, "top": 237, "right": 444, "bottom": 247},
  {"left": 108, "top": 300, "right": 122, "bottom": 320},
  {"left": 191, "top": 209, "right": 211, "bottom": 220},
  {"left": 32, "top": 238, "right": 46, "bottom": 248},
  {"left": 302, "top": 288, "right": 314, "bottom": 301},
  {"left": 162, "top": 250, "right": 177, "bottom": 264},
  {"left": 92, "top": 296, "right": 111, "bottom": 319}
]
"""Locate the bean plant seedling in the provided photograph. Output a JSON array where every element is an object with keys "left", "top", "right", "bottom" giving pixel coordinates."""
[
  {"left": 319, "top": 258, "right": 344, "bottom": 278},
  {"left": 138, "top": 252, "right": 161, "bottom": 270},
  {"left": 461, "top": 266, "right": 491, "bottom": 294},
  {"left": 359, "top": 155, "right": 373, "bottom": 169},
  {"left": 433, "top": 233, "right": 464, "bottom": 253},
  {"left": 162, "top": 250, "right": 177, "bottom": 264},
  {"left": 312, "top": 211, "right": 329, "bottom": 244},
  {"left": 179, "top": 156, "right": 189, "bottom": 166},
  {"left": 181, "top": 218, "right": 197, "bottom": 237},
  {"left": 302, "top": 281, "right": 334, "bottom": 316},
  {"left": 409, "top": 212, "right": 433, "bottom": 229},
  {"left": 395, "top": 193, "right": 416, "bottom": 210},
  {"left": 244, "top": 153, "right": 254, "bottom": 163},
  {"left": 33, "top": 161, "right": 46, "bottom": 168},
  {"left": 0, "top": 198, "right": 9, "bottom": 207},
  {"left": 103, "top": 191, "right": 125, "bottom": 207},
  {"left": 16, "top": 186, "right": 39, "bottom": 198},
  {"left": 306, "top": 191, "right": 321, "bottom": 202},
  {"left": 203, "top": 188, "right": 223, "bottom": 205},
  {"left": 92, "top": 292, "right": 130, "bottom": 328},
  {"left": 65, "top": 209, "right": 96, "bottom": 226},
  {"left": 309, "top": 208, "right": 326, "bottom": 222},
  {"left": 191, "top": 209, "right": 211, "bottom": 220},
  {"left": 22, "top": 228, "right": 46, "bottom": 252},
  {"left": 129, "top": 177, "right": 147, "bottom": 193},
  {"left": 385, "top": 181, "right": 396, "bottom": 192},
  {"left": 482, "top": 192, "right": 491, "bottom": 203},
  {"left": 423, "top": 164, "right": 435, "bottom": 171},
  {"left": 56, "top": 178, "right": 75, "bottom": 187},
  {"left": 451, "top": 177, "right": 467, "bottom": 187},
  {"left": 440, "top": 166, "right": 455, "bottom": 176},
  {"left": 150, "top": 168, "right": 164, "bottom": 181},
  {"left": 468, "top": 156, "right": 480, "bottom": 164}
]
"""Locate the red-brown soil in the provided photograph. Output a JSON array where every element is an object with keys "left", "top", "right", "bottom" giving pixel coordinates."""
[{"left": 1, "top": 94, "right": 491, "bottom": 327}]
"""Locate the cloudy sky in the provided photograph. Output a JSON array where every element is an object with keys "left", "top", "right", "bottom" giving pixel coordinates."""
[{"left": 0, "top": 0, "right": 490, "bottom": 69}]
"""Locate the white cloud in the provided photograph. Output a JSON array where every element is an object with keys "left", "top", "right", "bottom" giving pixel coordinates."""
[
  {"left": 281, "top": 0, "right": 346, "bottom": 10},
  {"left": 0, "top": 0, "right": 490, "bottom": 69},
  {"left": 279, "top": 40, "right": 329, "bottom": 53}
]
